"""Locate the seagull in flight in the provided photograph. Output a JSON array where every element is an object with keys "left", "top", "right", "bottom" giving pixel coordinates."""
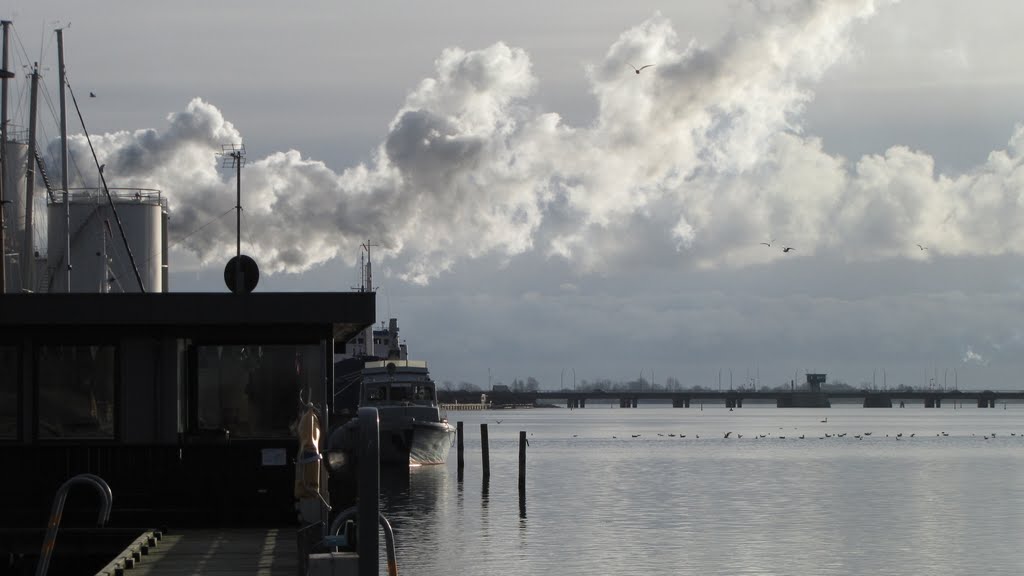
[
  {"left": 90, "top": 91, "right": 97, "bottom": 97},
  {"left": 631, "top": 64, "right": 654, "bottom": 74},
  {"left": 760, "top": 238, "right": 775, "bottom": 247},
  {"left": 916, "top": 243, "right": 928, "bottom": 251},
  {"left": 782, "top": 246, "right": 795, "bottom": 253}
]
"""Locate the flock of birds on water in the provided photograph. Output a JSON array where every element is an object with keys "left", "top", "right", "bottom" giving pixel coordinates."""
[{"left": 551, "top": 417, "right": 1019, "bottom": 442}]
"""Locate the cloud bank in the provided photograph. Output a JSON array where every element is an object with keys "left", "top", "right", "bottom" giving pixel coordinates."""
[{"left": 46, "top": 0, "right": 1024, "bottom": 284}]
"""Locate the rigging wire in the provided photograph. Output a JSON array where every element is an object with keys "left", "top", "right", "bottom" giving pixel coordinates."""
[
  {"left": 106, "top": 205, "right": 237, "bottom": 285},
  {"left": 65, "top": 77, "right": 146, "bottom": 292}
]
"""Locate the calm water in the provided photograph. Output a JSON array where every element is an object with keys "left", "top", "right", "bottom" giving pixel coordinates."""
[{"left": 375, "top": 404, "right": 1024, "bottom": 576}]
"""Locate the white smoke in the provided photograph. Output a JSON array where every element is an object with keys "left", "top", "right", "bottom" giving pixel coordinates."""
[
  {"left": 962, "top": 346, "right": 989, "bottom": 366},
  {"left": 46, "top": 0, "right": 1024, "bottom": 284}
]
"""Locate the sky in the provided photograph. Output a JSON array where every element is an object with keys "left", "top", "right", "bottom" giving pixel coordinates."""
[{"left": 5, "top": 0, "right": 1024, "bottom": 391}]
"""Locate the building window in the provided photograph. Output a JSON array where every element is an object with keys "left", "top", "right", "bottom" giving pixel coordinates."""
[
  {"left": 37, "top": 344, "right": 116, "bottom": 439},
  {"left": 195, "top": 344, "right": 321, "bottom": 438},
  {"left": 0, "top": 346, "right": 17, "bottom": 439}
]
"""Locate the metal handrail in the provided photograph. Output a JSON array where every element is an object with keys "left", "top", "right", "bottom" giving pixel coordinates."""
[
  {"left": 329, "top": 506, "right": 397, "bottom": 576},
  {"left": 36, "top": 473, "right": 113, "bottom": 576}
]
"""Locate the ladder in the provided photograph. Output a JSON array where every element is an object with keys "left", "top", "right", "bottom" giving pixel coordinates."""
[{"left": 33, "top": 149, "right": 56, "bottom": 202}]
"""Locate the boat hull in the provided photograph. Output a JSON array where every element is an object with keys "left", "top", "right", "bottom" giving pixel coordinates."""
[
  {"left": 337, "top": 416, "right": 454, "bottom": 467},
  {"left": 378, "top": 419, "right": 453, "bottom": 466}
]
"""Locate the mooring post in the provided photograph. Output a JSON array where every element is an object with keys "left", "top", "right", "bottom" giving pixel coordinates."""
[
  {"left": 481, "top": 423, "right": 490, "bottom": 479},
  {"left": 457, "top": 421, "right": 465, "bottom": 481},
  {"left": 357, "top": 407, "right": 380, "bottom": 576},
  {"left": 518, "top": 430, "right": 527, "bottom": 493}
]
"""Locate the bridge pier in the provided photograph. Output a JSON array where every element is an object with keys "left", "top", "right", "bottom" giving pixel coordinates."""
[
  {"left": 580, "top": 398, "right": 585, "bottom": 408},
  {"left": 924, "top": 397, "right": 935, "bottom": 408},
  {"left": 631, "top": 397, "right": 638, "bottom": 408},
  {"left": 863, "top": 395, "right": 892, "bottom": 408},
  {"left": 725, "top": 397, "right": 742, "bottom": 408},
  {"left": 671, "top": 398, "right": 691, "bottom": 408},
  {"left": 978, "top": 398, "right": 995, "bottom": 408}
]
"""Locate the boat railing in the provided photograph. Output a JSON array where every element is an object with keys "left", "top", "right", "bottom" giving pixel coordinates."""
[{"left": 50, "top": 187, "right": 167, "bottom": 207}]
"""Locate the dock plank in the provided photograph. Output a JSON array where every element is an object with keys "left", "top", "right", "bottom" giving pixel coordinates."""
[{"left": 125, "top": 528, "right": 298, "bottom": 575}]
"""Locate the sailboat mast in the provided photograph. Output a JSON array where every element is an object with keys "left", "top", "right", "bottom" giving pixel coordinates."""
[
  {"left": 23, "top": 65, "right": 39, "bottom": 292},
  {"left": 0, "top": 20, "right": 11, "bottom": 293},
  {"left": 57, "top": 27, "right": 71, "bottom": 292}
]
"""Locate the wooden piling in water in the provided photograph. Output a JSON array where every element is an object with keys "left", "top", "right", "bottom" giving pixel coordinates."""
[
  {"left": 481, "top": 423, "right": 490, "bottom": 479},
  {"left": 518, "top": 430, "right": 527, "bottom": 493},
  {"left": 457, "top": 421, "right": 464, "bottom": 481}
]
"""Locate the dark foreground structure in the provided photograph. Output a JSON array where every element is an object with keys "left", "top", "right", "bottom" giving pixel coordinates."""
[{"left": 0, "top": 291, "right": 373, "bottom": 574}]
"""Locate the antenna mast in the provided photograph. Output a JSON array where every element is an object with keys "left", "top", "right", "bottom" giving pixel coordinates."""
[
  {"left": 361, "top": 240, "right": 377, "bottom": 293},
  {"left": 219, "top": 143, "right": 246, "bottom": 289}
]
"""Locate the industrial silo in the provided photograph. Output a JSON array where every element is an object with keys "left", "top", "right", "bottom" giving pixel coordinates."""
[
  {"left": 1, "top": 138, "right": 28, "bottom": 292},
  {"left": 45, "top": 188, "right": 168, "bottom": 293}
]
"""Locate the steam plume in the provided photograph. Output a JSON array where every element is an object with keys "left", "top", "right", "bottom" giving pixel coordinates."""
[{"left": 47, "top": 0, "right": 1024, "bottom": 284}]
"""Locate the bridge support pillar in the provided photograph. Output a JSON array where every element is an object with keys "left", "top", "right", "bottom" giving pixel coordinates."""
[
  {"left": 864, "top": 396, "right": 893, "bottom": 408},
  {"left": 935, "top": 398, "right": 941, "bottom": 408},
  {"left": 619, "top": 398, "right": 627, "bottom": 408},
  {"left": 579, "top": 398, "right": 585, "bottom": 409},
  {"left": 736, "top": 398, "right": 743, "bottom": 408},
  {"left": 685, "top": 398, "right": 690, "bottom": 408},
  {"left": 631, "top": 397, "right": 638, "bottom": 408},
  {"left": 672, "top": 398, "right": 682, "bottom": 408},
  {"left": 925, "top": 397, "right": 935, "bottom": 408}
]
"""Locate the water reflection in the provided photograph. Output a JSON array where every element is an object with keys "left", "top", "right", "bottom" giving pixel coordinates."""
[{"left": 374, "top": 408, "right": 1024, "bottom": 576}]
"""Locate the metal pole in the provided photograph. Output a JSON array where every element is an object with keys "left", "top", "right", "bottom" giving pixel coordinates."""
[
  {"left": 57, "top": 28, "right": 70, "bottom": 292},
  {"left": 234, "top": 153, "right": 241, "bottom": 290},
  {"left": 480, "top": 423, "right": 490, "bottom": 479},
  {"left": 456, "top": 421, "right": 464, "bottom": 481},
  {"left": 357, "top": 407, "right": 379, "bottom": 576},
  {"left": 0, "top": 21, "right": 10, "bottom": 293},
  {"left": 518, "top": 430, "right": 527, "bottom": 493},
  {"left": 23, "top": 66, "right": 39, "bottom": 292}
]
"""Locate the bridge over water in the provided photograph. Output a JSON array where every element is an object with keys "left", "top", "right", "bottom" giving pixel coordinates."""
[{"left": 440, "top": 389, "right": 1024, "bottom": 409}]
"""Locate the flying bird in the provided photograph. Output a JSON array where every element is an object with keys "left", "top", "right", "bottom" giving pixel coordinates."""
[
  {"left": 90, "top": 92, "right": 96, "bottom": 97},
  {"left": 782, "top": 246, "right": 795, "bottom": 253},
  {"left": 631, "top": 64, "right": 654, "bottom": 74},
  {"left": 916, "top": 244, "right": 928, "bottom": 251}
]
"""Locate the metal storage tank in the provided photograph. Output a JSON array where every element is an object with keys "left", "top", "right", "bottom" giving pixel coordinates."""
[
  {"left": 1, "top": 139, "right": 28, "bottom": 292},
  {"left": 45, "top": 188, "right": 168, "bottom": 293}
]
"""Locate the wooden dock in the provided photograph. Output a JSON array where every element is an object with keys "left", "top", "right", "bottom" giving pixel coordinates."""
[{"left": 98, "top": 528, "right": 298, "bottom": 575}]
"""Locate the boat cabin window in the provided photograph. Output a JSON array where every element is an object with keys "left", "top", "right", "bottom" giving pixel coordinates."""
[
  {"left": 37, "top": 344, "right": 116, "bottom": 439},
  {"left": 0, "top": 346, "right": 17, "bottom": 439},
  {"left": 195, "top": 344, "right": 322, "bottom": 438},
  {"left": 413, "top": 385, "right": 433, "bottom": 402},
  {"left": 362, "top": 382, "right": 434, "bottom": 403},
  {"left": 366, "top": 386, "right": 385, "bottom": 402},
  {"left": 390, "top": 384, "right": 412, "bottom": 402}
]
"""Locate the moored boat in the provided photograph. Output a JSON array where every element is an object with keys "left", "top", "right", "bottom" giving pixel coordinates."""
[{"left": 339, "top": 359, "right": 455, "bottom": 466}]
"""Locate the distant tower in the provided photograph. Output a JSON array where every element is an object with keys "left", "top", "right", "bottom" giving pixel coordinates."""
[
  {"left": 358, "top": 240, "right": 378, "bottom": 356},
  {"left": 806, "top": 373, "right": 826, "bottom": 393}
]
